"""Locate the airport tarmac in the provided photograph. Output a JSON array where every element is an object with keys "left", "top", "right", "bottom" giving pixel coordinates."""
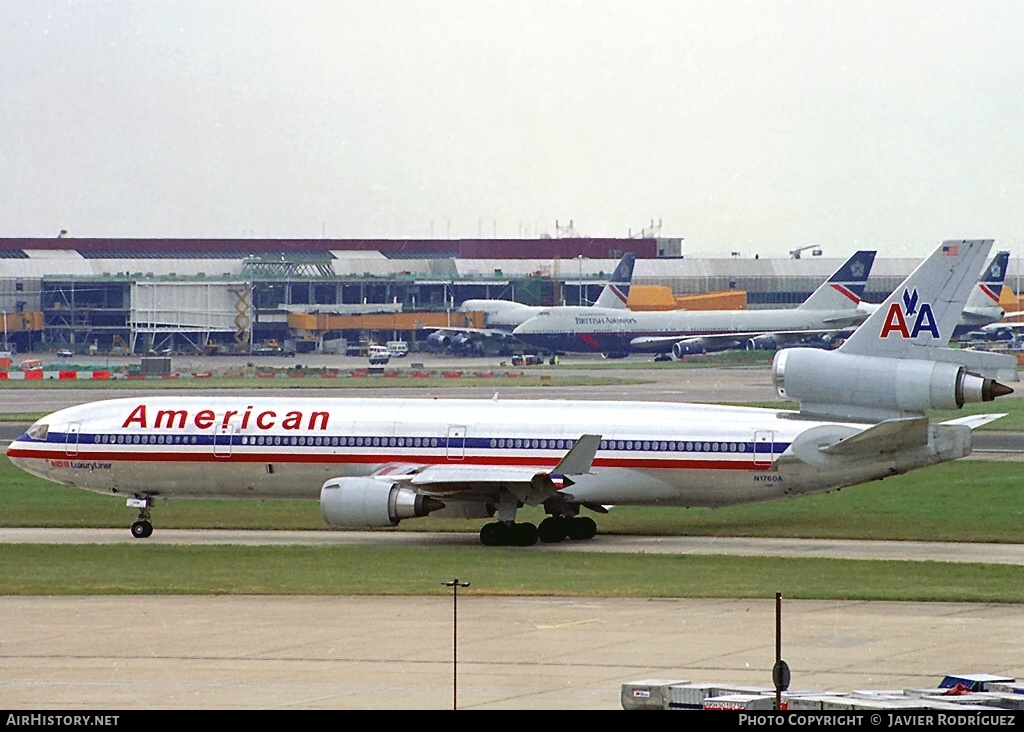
[
  {"left": 2, "top": 529, "right": 1023, "bottom": 710},
  {"left": 1, "top": 594, "right": 1022, "bottom": 710}
]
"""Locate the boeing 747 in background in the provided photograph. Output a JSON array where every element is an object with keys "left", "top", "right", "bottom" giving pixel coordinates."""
[
  {"left": 6, "top": 241, "right": 1017, "bottom": 546},
  {"left": 425, "top": 252, "right": 635, "bottom": 354},
  {"left": 510, "top": 250, "right": 876, "bottom": 358}
]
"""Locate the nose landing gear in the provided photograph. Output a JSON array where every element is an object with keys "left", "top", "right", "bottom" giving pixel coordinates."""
[{"left": 127, "top": 496, "right": 154, "bottom": 539}]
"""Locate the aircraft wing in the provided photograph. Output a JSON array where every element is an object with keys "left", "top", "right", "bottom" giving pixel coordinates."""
[
  {"left": 422, "top": 325, "right": 519, "bottom": 353},
  {"left": 427, "top": 326, "right": 515, "bottom": 340},
  {"left": 628, "top": 334, "right": 742, "bottom": 353},
  {"left": 376, "top": 434, "right": 602, "bottom": 502},
  {"left": 631, "top": 328, "right": 856, "bottom": 356}
]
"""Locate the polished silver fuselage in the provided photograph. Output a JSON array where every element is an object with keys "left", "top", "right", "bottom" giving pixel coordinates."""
[{"left": 6, "top": 396, "right": 966, "bottom": 509}]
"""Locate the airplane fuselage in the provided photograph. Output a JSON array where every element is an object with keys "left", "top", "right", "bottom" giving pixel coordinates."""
[
  {"left": 7, "top": 395, "right": 964, "bottom": 510},
  {"left": 459, "top": 300, "right": 541, "bottom": 331},
  {"left": 512, "top": 306, "right": 867, "bottom": 354}
]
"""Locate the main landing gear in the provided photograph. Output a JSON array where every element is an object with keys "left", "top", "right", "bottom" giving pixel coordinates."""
[
  {"left": 478, "top": 515, "right": 598, "bottom": 547},
  {"left": 127, "top": 496, "right": 155, "bottom": 539}
]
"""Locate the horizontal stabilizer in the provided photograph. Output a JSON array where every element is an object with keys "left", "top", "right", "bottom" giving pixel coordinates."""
[
  {"left": 913, "top": 346, "right": 1019, "bottom": 383},
  {"left": 819, "top": 417, "right": 929, "bottom": 456},
  {"left": 940, "top": 413, "right": 1007, "bottom": 430}
]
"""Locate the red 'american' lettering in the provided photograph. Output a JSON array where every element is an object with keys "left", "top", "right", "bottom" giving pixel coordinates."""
[{"left": 120, "top": 404, "right": 330, "bottom": 431}]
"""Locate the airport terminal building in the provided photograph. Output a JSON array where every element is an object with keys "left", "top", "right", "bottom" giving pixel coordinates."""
[{"left": 0, "top": 235, "right": 1016, "bottom": 355}]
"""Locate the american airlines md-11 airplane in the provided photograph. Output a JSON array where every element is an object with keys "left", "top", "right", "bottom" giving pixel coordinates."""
[{"left": 6, "top": 241, "right": 1018, "bottom": 546}]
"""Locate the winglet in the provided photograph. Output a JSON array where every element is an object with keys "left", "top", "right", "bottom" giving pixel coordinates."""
[{"left": 551, "top": 434, "right": 602, "bottom": 476}]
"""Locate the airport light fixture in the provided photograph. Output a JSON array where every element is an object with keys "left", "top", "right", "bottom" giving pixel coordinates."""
[
  {"left": 577, "top": 254, "right": 584, "bottom": 306},
  {"left": 443, "top": 578, "right": 471, "bottom": 710}
]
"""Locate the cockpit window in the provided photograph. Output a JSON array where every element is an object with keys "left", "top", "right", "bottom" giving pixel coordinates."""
[{"left": 27, "top": 423, "right": 49, "bottom": 441}]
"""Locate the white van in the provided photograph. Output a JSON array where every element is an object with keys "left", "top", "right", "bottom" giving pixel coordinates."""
[
  {"left": 367, "top": 344, "right": 391, "bottom": 365},
  {"left": 386, "top": 340, "right": 409, "bottom": 358}
]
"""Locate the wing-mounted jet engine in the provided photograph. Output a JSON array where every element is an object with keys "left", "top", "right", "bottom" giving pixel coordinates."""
[{"left": 320, "top": 477, "right": 446, "bottom": 528}]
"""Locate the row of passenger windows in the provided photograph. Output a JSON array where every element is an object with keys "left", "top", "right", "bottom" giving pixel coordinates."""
[
  {"left": 94, "top": 434, "right": 199, "bottom": 445},
  {"left": 240, "top": 435, "right": 443, "bottom": 448},
  {"left": 88, "top": 433, "right": 750, "bottom": 452},
  {"left": 494, "top": 438, "right": 749, "bottom": 453}
]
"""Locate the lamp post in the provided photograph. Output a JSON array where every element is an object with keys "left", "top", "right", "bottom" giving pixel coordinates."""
[
  {"left": 577, "top": 254, "right": 583, "bottom": 305},
  {"left": 772, "top": 592, "right": 791, "bottom": 710},
  {"left": 443, "top": 578, "right": 470, "bottom": 709}
]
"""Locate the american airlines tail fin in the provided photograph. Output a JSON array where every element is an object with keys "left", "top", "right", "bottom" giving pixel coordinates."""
[
  {"left": 797, "top": 250, "right": 876, "bottom": 311},
  {"left": 592, "top": 253, "right": 637, "bottom": 309},
  {"left": 839, "top": 240, "right": 991, "bottom": 359},
  {"left": 773, "top": 240, "right": 1015, "bottom": 423}
]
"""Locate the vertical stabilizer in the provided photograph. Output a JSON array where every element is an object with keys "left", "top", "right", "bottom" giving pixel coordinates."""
[
  {"left": 797, "top": 250, "right": 876, "bottom": 311},
  {"left": 964, "top": 250, "right": 1009, "bottom": 312},
  {"left": 592, "top": 253, "right": 637, "bottom": 309},
  {"left": 839, "top": 239, "right": 993, "bottom": 358}
]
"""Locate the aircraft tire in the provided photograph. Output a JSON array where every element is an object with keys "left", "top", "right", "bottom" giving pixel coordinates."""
[
  {"left": 566, "top": 517, "right": 597, "bottom": 541},
  {"left": 131, "top": 520, "right": 153, "bottom": 539},
  {"left": 538, "top": 516, "right": 568, "bottom": 543},
  {"left": 479, "top": 522, "right": 509, "bottom": 547},
  {"left": 511, "top": 522, "right": 539, "bottom": 547}
]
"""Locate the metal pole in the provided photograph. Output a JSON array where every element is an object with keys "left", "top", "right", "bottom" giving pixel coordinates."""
[
  {"left": 776, "top": 591, "right": 782, "bottom": 711},
  {"left": 443, "top": 578, "right": 470, "bottom": 710},
  {"left": 772, "top": 592, "right": 790, "bottom": 709},
  {"left": 578, "top": 255, "right": 583, "bottom": 305}
]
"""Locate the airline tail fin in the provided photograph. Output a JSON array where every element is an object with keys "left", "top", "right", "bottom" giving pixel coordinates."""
[
  {"left": 773, "top": 239, "right": 1016, "bottom": 422},
  {"left": 592, "top": 253, "right": 636, "bottom": 309},
  {"left": 964, "top": 250, "right": 1009, "bottom": 312},
  {"left": 797, "top": 250, "right": 876, "bottom": 311},
  {"left": 838, "top": 240, "right": 992, "bottom": 359}
]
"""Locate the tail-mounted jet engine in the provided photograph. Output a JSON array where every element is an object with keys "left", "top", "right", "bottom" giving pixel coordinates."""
[{"left": 772, "top": 348, "right": 1013, "bottom": 419}]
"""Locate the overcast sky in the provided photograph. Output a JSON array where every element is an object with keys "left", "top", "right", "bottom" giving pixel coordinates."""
[{"left": 3, "top": 1, "right": 1024, "bottom": 259}]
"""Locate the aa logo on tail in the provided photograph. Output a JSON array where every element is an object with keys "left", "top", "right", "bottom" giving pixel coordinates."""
[{"left": 879, "top": 288, "right": 940, "bottom": 339}]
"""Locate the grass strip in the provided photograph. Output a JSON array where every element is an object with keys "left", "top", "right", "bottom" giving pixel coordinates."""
[
  {"left": 1, "top": 544, "right": 1022, "bottom": 601},
  {"left": 4, "top": 458, "right": 1021, "bottom": 544}
]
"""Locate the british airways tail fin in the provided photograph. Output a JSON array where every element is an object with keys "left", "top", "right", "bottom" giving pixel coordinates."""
[
  {"left": 797, "top": 250, "right": 876, "bottom": 311},
  {"left": 592, "top": 252, "right": 637, "bottom": 309},
  {"left": 964, "top": 250, "right": 1009, "bottom": 312},
  {"left": 839, "top": 240, "right": 991, "bottom": 359}
]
